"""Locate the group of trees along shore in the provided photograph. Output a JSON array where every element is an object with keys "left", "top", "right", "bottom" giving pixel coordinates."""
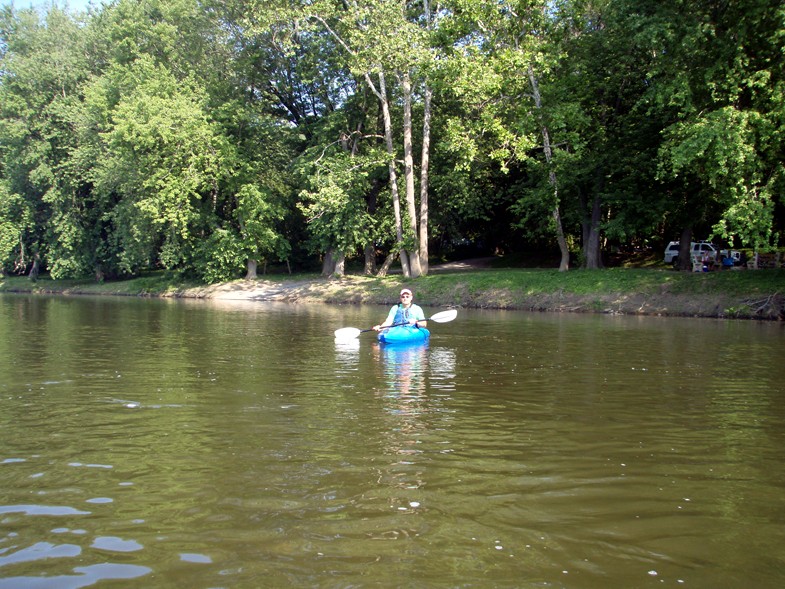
[{"left": 1, "top": 0, "right": 783, "bottom": 281}]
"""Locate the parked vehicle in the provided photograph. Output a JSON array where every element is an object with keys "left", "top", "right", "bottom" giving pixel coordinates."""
[
  {"left": 664, "top": 241, "right": 740, "bottom": 268},
  {"left": 663, "top": 241, "right": 684, "bottom": 264}
]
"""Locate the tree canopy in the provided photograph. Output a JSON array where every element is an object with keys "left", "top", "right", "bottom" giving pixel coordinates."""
[{"left": 1, "top": 0, "right": 782, "bottom": 281}]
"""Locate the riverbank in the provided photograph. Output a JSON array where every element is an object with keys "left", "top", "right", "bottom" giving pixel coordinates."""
[{"left": 2, "top": 264, "right": 784, "bottom": 320}]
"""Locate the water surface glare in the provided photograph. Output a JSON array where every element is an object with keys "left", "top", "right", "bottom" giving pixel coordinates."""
[{"left": 1, "top": 294, "right": 784, "bottom": 588}]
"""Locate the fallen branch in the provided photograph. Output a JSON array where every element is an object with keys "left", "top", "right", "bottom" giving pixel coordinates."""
[{"left": 742, "top": 292, "right": 783, "bottom": 318}]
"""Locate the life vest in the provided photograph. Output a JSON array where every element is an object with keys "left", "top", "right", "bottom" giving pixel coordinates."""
[
  {"left": 392, "top": 304, "right": 421, "bottom": 326},
  {"left": 393, "top": 304, "right": 412, "bottom": 325}
]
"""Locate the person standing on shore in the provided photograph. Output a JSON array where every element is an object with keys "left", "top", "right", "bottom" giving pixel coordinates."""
[{"left": 373, "top": 288, "right": 427, "bottom": 331}]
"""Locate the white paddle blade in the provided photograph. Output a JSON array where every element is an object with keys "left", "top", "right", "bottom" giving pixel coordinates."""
[
  {"left": 334, "top": 327, "right": 362, "bottom": 341},
  {"left": 429, "top": 309, "right": 458, "bottom": 323}
]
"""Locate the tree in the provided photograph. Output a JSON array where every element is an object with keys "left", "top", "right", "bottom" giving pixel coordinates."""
[
  {"left": 213, "top": 0, "right": 377, "bottom": 277},
  {"left": 2, "top": 0, "right": 781, "bottom": 282},
  {"left": 545, "top": 0, "right": 678, "bottom": 268},
  {"left": 81, "top": 57, "right": 225, "bottom": 274},
  {"left": 0, "top": 187, "right": 35, "bottom": 274},
  {"left": 87, "top": 0, "right": 295, "bottom": 280},
  {"left": 303, "top": 0, "right": 443, "bottom": 278},
  {"left": 434, "top": 0, "right": 575, "bottom": 266},
  {"left": 0, "top": 5, "right": 99, "bottom": 278},
  {"left": 655, "top": 0, "right": 785, "bottom": 254},
  {"left": 297, "top": 146, "right": 382, "bottom": 276}
]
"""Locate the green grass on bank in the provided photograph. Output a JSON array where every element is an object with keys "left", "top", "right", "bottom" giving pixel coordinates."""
[
  {"left": 404, "top": 267, "right": 785, "bottom": 298},
  {"left": 364, "top": 267, "right": 785, "bottom": 318},
  {"left": 0, "top": 272, "right": 200, "bottom": 296},
  {"left": 3, "top": 267, "right": 783, "bottom": 300}
]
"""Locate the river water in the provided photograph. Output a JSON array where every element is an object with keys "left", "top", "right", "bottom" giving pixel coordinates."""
[{"left": 1, "top": 294, "right": 784, "bottom": 588}]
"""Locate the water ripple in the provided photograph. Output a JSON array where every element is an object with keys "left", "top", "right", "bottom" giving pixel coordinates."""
[
  {"left": 0, "top": 506, "right": 91, "bottom": 517},
  {"left": 0, "top": 542, "right": 81, "bottom": 568},
  {"left": 0, "top": 563, "right": 151, "bottom": 589}
]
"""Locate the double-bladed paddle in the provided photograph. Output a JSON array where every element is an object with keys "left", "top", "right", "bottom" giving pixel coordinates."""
[{"left": 334, "top": 309, "right": 458, "bottom": 341}]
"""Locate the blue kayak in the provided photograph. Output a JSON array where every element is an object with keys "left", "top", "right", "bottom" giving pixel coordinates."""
[{"left": 378, "top": 325, "right": 430, "bottom": 345}]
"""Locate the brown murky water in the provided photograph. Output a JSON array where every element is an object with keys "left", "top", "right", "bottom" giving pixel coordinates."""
[{"left": 1, "top": 294, "right": 784, "bottom": 588}]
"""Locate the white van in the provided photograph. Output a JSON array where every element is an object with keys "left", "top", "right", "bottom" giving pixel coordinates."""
[
  {"left": 664, "top": 241, "right": 739, "bottom": 267},
  {"left": 663, "top": 241, "right": 682, "bottom": 264}
]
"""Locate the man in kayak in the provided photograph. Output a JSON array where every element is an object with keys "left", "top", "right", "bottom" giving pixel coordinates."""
[{"left": 373, "top": 288, "right": 428, "bottom": 331}]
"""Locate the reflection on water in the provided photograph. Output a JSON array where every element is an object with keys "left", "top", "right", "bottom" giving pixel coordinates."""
[
  {"left": 377, "top": 342, "right": 429, "bottom": 403},
  {"left": 333, "top": 338, "right": 360, "bottom": 371},
  {"left": 1, "top": 295, "right": 785, "bottom": 588}
]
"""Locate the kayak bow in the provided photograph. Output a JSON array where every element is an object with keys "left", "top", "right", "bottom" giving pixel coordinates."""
[{"left": 378, "top": 325, "right": 430, "bottom": 345}]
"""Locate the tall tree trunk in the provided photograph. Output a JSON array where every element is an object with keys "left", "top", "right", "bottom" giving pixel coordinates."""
[
  {"left": 577, "top": 185, "right": 603, "bottom": 269},
  {"left": 552, "top": 201, "right": 570, "bottom": 272},
  {"left": 401, "top": 72, "right": 422, "bottom": 278},
  {"left": 581, "top": 166, "right": 605, "bottom": 269},
  {"left": 363, "top": 245, "right": 376, "bottom": 275},
  {"left": 313, "top": 16, "right": 410, "bottom": 278},
  {"left": 322, "top": 249, "right": 346, "bottom": 277},
  {"left": 322, "top": 249, "right": 335, "bottom": 277},
  {"left": 333, "top": 252, "right": 345, "bottom": 276},
  {"left": 246, "top": 258, "right": 257, "bottom": 280},
  {"left": 584, "top": 195, "right": 603, "bottom": 269},
  {"left": 678, "top": 227, "right": 693, "bottom": 271},
  {"left": 529, "top": 64, "right": 569, "bottom": 271},
  {"left": 28, "top": 254, "right": 39, "bottom": 282},
  {"left": 419, "top": 81, "right": 432, "bottom": 275},
  {"left": 377, "top": 71, "right": 410, "bottom": 278},
  {"left": 377, "top": 251, "right": 397, "bottom": 277},
  {"left": 418, "top": 0, "right": 433, "bottom": 276}
]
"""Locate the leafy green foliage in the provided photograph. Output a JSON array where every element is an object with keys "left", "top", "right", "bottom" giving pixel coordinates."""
[
  {"left": 1, "top": 0, "right": 783, "bottom": 282},
  {"left": 89, "top": 59, "right": 229, "bottom": 273},
  {"left": 191, "top": 227, "right": 245, "bottom": 283},
  {"left": 0, "top": 187, "right": 32, "bottom": 271},
  {"left": 234, "top": 183, "right": 291, "bottom": 266},
  {"left": 296, "top": 148, "right": 381, "bottom": 255},
  {"left": 653, "top": 0, "right": 785, "bottom": 250}
]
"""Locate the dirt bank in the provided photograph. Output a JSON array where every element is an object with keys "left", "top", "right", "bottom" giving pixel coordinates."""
[
  {"left": 174, "top": 275, "right": 784, "bottom": 320},
  {"left": 4, "top": 257, "right": 783, "bottom": 320}
]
